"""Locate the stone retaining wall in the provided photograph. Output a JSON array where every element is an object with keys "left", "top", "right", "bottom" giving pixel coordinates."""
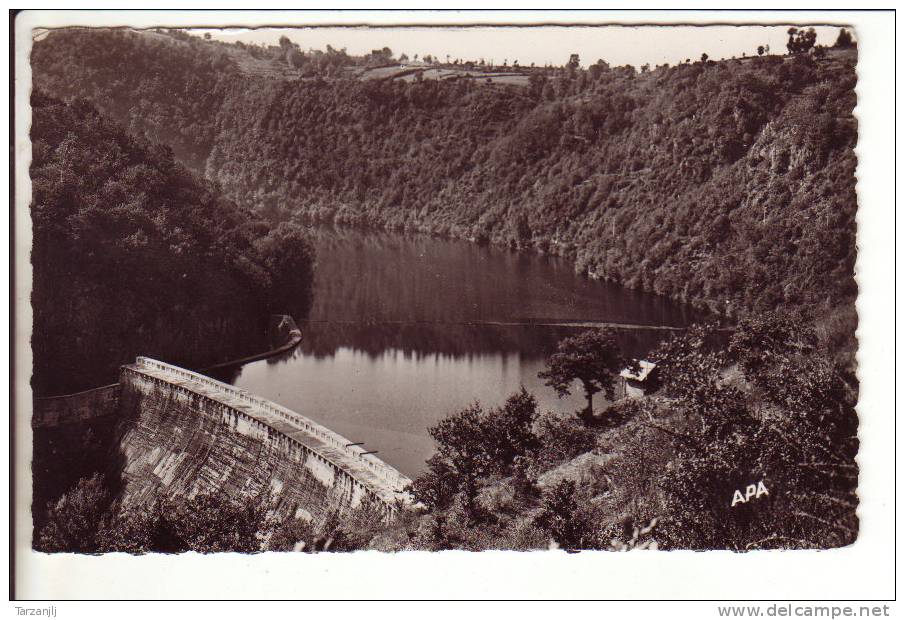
[{"left": 32, "top": 383, "right": 120, "bottom": 428}]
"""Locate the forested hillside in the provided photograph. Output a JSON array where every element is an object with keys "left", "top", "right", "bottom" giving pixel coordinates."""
[
  {"left": 29, "top": 91, "right": 315, "bottom": 394},
  {"left": 32, "top": 28, "right": 859, "bottom": 356},
  {"left": 391, "top": 314, "right": 859, "bottom": 551}
]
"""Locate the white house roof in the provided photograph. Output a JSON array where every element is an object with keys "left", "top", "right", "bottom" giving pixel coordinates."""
[{"left": 620, "top": 360, "right": 657, "bottom": 381}]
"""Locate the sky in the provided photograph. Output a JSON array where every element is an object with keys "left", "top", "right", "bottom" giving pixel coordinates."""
[{"left": 191, "top": 24, "right": 851, "bottom": 68}]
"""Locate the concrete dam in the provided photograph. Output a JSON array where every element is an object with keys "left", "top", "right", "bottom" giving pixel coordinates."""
[
  {"left": 33, "top": 319, "right": 412, "bottom": 527},
  {"left": 116, "top": 358, "right": 411, "bottom": 519}
]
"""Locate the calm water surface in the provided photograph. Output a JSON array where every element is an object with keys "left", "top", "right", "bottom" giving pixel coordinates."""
[{"left": 216, "top": 228, "right": 701, "bottom": 477}]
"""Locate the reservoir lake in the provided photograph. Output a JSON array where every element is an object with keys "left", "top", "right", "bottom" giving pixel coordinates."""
[{"left": 214, "top": 228, "right": 702, "bottom": 477}]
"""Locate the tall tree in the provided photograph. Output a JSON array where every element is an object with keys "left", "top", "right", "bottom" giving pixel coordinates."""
[
  {"left": 487, "top": 388, "right": 541, "bottom": 469},
  {"left": 427, "top": 404, "right": 493, "bottom": 517},
  {"left": 787, "top": 27, "right": 818, "bottom": 55},
  {"left": 834, "top": 28, "right": 854, "bottom": 49},
  {"left": 411, "top": 390, "right": 541, "bottom": 515},
  {"left": 539, "top": 329, "right": 631, "bottom": 424}
]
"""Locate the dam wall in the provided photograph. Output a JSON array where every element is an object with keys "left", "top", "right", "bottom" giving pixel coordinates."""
[
  {"left": 32, "top": 383, "right": 120, "bottom": 428},
  {"left": 31, "top": 383, "right": 124, "bottom": 523},
  {"left": 116, "top": 358, "right": 411, "bottom": 520},
  {"left": 32, "top": 314, "right": 302, "bottom": 428},
  {"left": 33, "top": 315, "right": 411, "bottom": 527}
]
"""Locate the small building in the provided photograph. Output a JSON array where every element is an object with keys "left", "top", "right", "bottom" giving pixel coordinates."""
[{"left": 616, "top": 360, "right": 659, "bottom": 400}]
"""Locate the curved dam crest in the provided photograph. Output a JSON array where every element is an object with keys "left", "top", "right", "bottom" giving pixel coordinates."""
[
  {"left": 118, "top": 357, "right": 411, "bottom": 517},
  {"left": 32, "top": 316, "right": 412, "bottom": 528}
]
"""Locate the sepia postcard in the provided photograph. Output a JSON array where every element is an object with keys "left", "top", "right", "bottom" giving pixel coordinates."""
[{"left": 10, "top": 8, "right": 897, "bottom": 604}]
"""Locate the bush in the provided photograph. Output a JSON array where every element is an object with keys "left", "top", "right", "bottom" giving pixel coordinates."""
[
  {"left": 37, "top": 474, "right": 110, "bottom": 553},
  {"left": 528, "top": 412, "right": 598, "bottom": 474},
  {"left": 409, "top": 389, "right": 541, "bottom": 516},
  {"left": 534, "top": 480, "right": 585, "bottom": 550}
]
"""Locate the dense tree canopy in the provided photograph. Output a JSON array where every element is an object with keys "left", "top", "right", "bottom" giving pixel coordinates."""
[
  {"left": 37, "top": 476, "right": 391, "bottom": 553},
  {"left": 402, "top": 312, "right": 857, "bottom": 552},
  {"left": 650, "top": 316, "right": 858, "bottom": 549},
  {"left": 29, "top": 28, "right": 860, "bottom": 553},
  {"left": 30, "top": 91, "right": 316, "bottom": 393},
  {"left": 32, "top": 30, "right": 859, "bottom": 363}
]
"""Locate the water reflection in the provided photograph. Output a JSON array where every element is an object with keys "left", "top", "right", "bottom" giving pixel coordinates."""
[
  {"left": 214, "top": 228, "right": 705, "bottom": 477},
  {"left": 306, "top": 227, "right": 699, "bottom": 327}
]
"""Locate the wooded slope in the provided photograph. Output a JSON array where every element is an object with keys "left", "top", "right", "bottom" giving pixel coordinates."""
[
  {"left": 30, "top": 91, "right": 315, "bottom": 393},
  {"left": 32, "top": 29, "right": 859, "bottom": 350}
]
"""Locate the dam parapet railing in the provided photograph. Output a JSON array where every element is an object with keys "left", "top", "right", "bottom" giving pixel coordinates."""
[
  {"left": 33, "top": 314, "right": 301, "bottom": 427},
  {"left": 133, "top": 356, "right": 412, "bottom": 494}
]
